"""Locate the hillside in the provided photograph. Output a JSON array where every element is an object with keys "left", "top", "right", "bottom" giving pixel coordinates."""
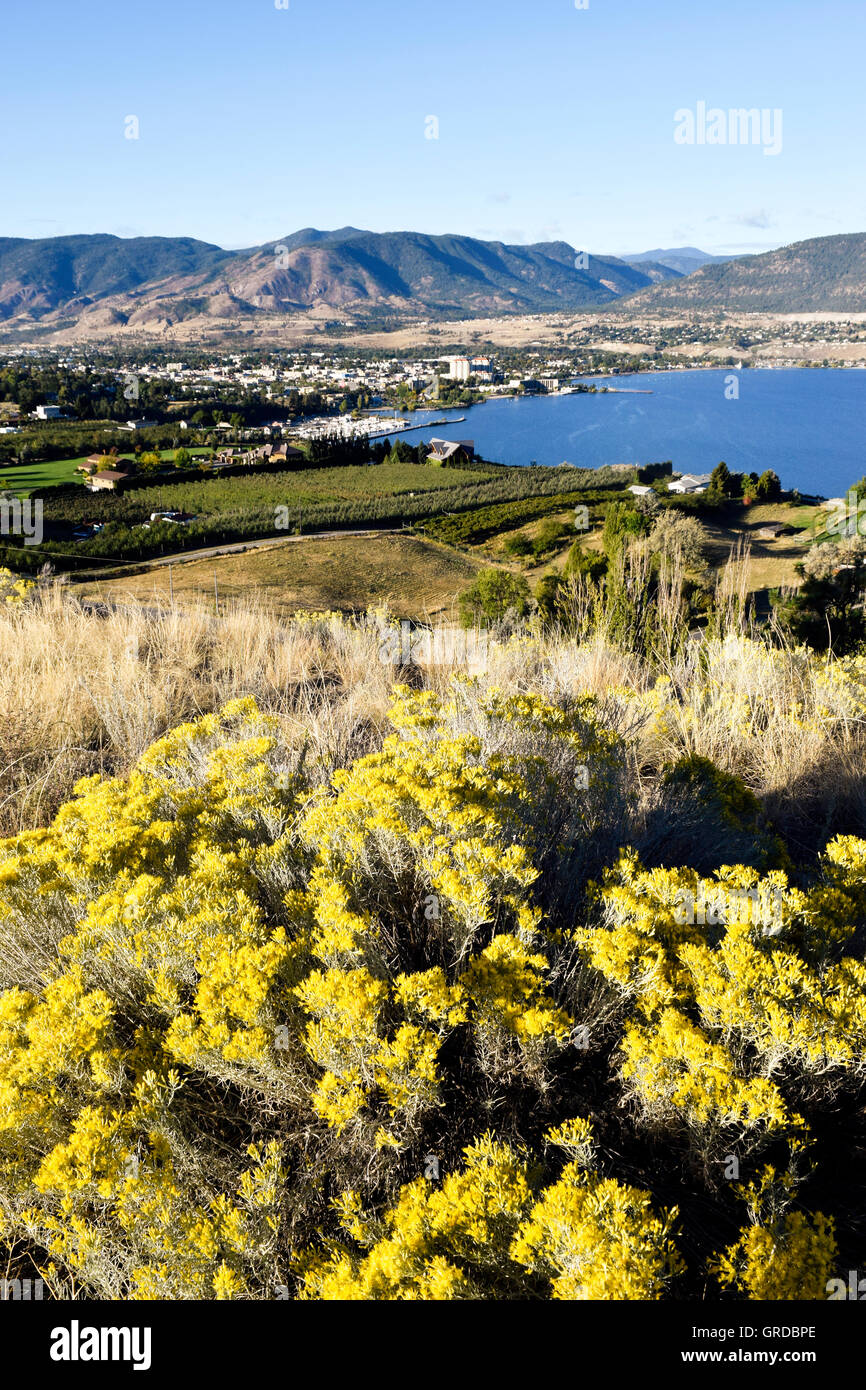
[
  {"left": 625, "top": 232, "right": 866, "bottom": 312},
  {"left": 4, "top": 228, "right": 865, "bottom": 336},
  {"left": 1, "top": 584, "right": 865, "bottom": 1305},
  {"left": 0, "top": 228, "right": 687, "bottom": 333},
  {"left": 0, "top": 234, "right": 232, "bottom": 321}
]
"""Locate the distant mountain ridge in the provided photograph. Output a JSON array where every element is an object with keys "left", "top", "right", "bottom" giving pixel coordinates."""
[
  {"left": 0, "top": 228, "right": 698, "bottom": 333},
  {"left": 625, "top": 233, "right": 866, "bottom": 312},
  {"left": 0, "top": 228, "right": 862, "bottom": 336},
  {"left": 622, "top": 246, "right": 733, "bottom": 276}
]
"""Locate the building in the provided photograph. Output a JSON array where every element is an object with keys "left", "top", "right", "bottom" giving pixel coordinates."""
[
  {"left": 469, "top": 356, "right": 495, "bottom": 382},
  {"left": 120, "top": 419, "right": 158, "bottom": 432},
  {"left": 80, "top": 455, "right": 138, "bottom": 477},
  {"left": 540, "top": 376, "right": 561, "bottom": 393},
  {"left": 269, "top": 443, "right": 305, "bottom": 465},
  {"left": 667, "top": 473, "right": 711, "bottom": 495},
  {"left": 441, "top": 357, "right": 471, "bottom": 382},
  {"left": 427, "top": 438, "right": 475, "bottom": 465},
  {"left": 628, "top": 484, "right": 653, "bottom": 497},
  {"left": 33, "top": 405, "right": 63, "bottom": 420},
  {"left": 88, "top": 470, "right": 129, "bottom": 492}
]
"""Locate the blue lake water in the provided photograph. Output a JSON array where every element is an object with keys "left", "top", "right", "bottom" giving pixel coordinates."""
[{"left": 381, "top": 368, "right": 866, "bottom": 497}]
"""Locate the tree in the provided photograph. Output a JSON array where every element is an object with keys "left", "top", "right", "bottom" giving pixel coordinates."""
[
  {"left": 709, "top": 461, "right": 732, "bottom": 500},
  {"left": 534, "top": 572, "right": 563, "bottom": 623},
  {"left": 458, "top": 568, "right": 530, "bottom": 628},
  {"left": 601, "top": 501, "right": 648, "bottom": 562},
  {"left": 777, "top": 537, "right": 866, "bottom": 653},
  {"left": 563, "top": 539, "right": 606, "bottom": 583},
  {"left": 503, "top": 533, "right": 533, "bottom": 558},
  {"left": 755, "top": 470, "right": 781, "bottom": 502},
  {"left": 174, "top": 447, "right": 192, "bottom": 470},
  {"left": 388, "top": 439, "right": 414, "bottom": 465},
  {"left": 647, "top": 512, "right": 710, "bottom": 576},
  {"left": 531, "top": 518, "right": 570, "bottom": 559},
  {"left": 637, "top": 461, "right": 673, "bottom": 484}
]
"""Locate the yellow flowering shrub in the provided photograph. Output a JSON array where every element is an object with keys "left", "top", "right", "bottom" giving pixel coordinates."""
[
  {"left": 0, "top": 672, "right": 861, "bottom": 1302},
  {"left": 620, "top": 1008, "right": 799, "bottom": 1161},
  {"left": 0, "top": 567, "right": 35, "bottom": 605},
  {"left": 577, "top": 845, "right": 866, "bottom": 1165},
  {"left": 289, "top": 681, "right": 621, "bottom": 1141},
  {"left": 0, "top": 686, "right": 619, "bottom": 1296},
  {"left": 299, "top": 1127, "right": 683, "bottom": 1301},
  {"left": 711, "top": 1168, "right": 838, "bottom": 1300},
  {"left": 511, "top": 1163, "right": 683, "bottom": 1300}
]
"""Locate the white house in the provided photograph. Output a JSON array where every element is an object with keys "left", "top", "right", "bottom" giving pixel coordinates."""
[
  {"left": 667, "top": 473, "right": 712, "bottom": 495},
  {"left": 628, "top": 484, "right": 653, "bottom": 496}
]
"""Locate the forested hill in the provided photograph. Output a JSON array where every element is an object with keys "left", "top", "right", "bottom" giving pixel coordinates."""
[{"left": 623, "top": 233, "right": 866, "bottom": 312}]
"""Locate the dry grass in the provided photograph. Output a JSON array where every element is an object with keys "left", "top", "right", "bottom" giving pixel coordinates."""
[
  {"left": 77, "top": 533, "right": 483, "bottom": 620},
  {"left": 3, "top": 574, "right": 866, "bottom": 862},
  {"left": 701, "top": 501, "right": 814, "bottom": 593}
]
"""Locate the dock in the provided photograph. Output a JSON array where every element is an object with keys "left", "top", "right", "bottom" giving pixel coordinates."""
[{"left": 369, "top": 415, "right": 466, "bottom": 437}]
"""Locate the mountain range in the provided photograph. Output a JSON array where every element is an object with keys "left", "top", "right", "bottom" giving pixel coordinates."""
[
  {"left": 0, "top": 229, "right": 687, "bottom": 334},
  {"left": 0, "top": 228, "right": 863, "bottom": 338}
]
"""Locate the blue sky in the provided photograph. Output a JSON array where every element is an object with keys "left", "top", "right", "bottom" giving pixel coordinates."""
[{"left": 1, "top": 0, "right": 862, "bottom": 256}]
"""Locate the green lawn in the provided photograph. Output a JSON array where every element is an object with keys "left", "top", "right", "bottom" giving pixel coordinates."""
[
  {"left": 0, "top": 448, "right": 211, "bottom": 497},
  {"left": 0, "top": 457, "right": 85, "bottom": 495}
]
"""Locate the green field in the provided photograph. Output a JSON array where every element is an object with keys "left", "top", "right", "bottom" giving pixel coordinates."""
[
  {"left": 0, "top": 448, "right": 211, "bottom": 498},
  {"left": 0, "top": 457, "right": 85, "bottom": 495}
]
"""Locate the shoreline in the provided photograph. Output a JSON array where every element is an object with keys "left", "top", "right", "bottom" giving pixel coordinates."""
[{"left": 373, "top": 367, "right": 864, "bottom": 493}]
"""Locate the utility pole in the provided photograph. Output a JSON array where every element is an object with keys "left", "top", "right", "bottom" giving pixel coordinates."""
[
  {"left": 168, "top": 564, "right": 174, "bottom": 607},
  {"left": 214, "top": 571, "right": 219, "bottom": 617}
]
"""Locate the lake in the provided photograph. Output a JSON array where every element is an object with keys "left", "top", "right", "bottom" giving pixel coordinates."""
[{"left": 381, "top": 368, "right": 866, "bottom": 498}]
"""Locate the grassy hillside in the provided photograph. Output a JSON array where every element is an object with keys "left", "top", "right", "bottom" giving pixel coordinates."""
[
  {"left": 0, "top": 585, "right": 865, "bottom": 1303},
  {"left": 79, "top": 532, "right": 483, "bottom": 619}
]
